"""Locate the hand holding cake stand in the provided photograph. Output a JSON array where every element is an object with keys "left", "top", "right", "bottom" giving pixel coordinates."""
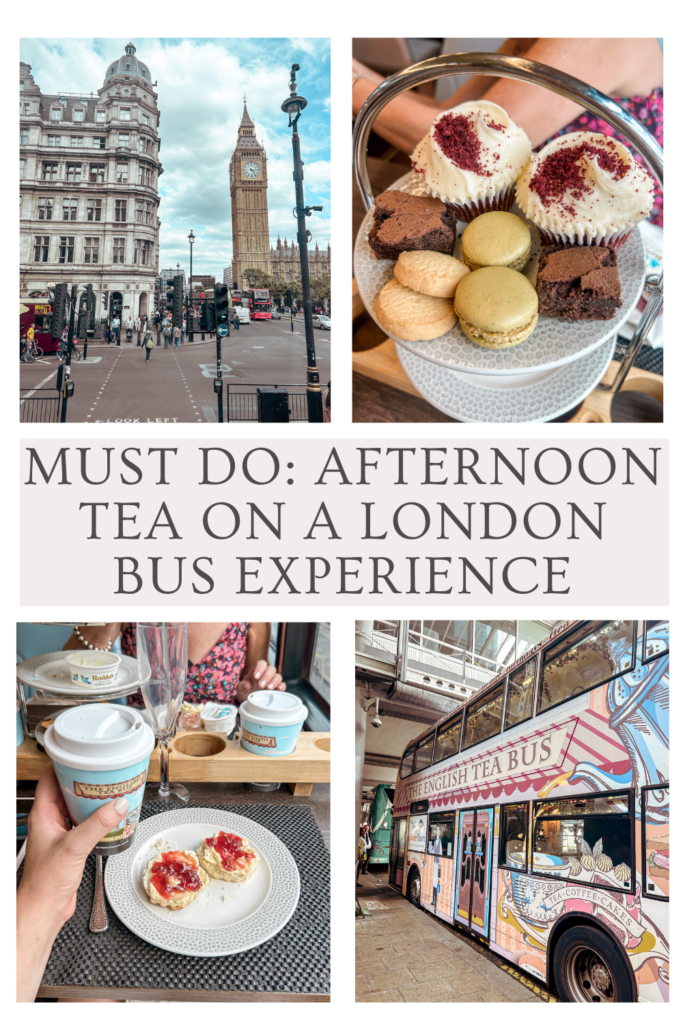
[{"left": 136, "top": 622, "right": 189, "bottom": 804}]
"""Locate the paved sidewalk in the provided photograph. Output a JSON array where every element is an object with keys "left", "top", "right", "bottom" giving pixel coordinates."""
[{"left": 355, "top": 870, "right": 550, "bottom": 1003}]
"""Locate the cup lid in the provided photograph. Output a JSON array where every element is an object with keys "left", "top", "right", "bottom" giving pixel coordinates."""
[
  {"left": 44, "top": 703, "right": 155, "bottom": 770},
  {"left": 239, "top": 690, "right": 308, "bottom": 727}
]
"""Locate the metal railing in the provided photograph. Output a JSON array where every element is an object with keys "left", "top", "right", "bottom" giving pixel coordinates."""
[
  {"left": 225, "top": 385, "right": 310, "bottom": 422},
  {"left": 20, "top": 388, "right": 62, "bottom": 423}
]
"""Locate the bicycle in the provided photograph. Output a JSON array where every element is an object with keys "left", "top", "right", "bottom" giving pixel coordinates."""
[{"left": 20, "top": 341, "right": 34, "bottom": 363}]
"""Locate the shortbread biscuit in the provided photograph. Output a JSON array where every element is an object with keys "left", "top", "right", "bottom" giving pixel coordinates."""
[
  {"left": 198, "top": 832, "right": 260, "bottom": 883},
  {"left": 143, "top": 849, "right": 209, "bottom": 910},
  {"left": 394, "top": 250, "right": 470, "bottom": 298},
  {"left": 375, "top": 278, "right": 456, "bottom": 342}
]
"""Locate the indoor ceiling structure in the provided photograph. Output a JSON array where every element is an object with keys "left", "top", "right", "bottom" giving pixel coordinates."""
[{"left": 356, "top": 619, "right": 564, "bottom": 794}]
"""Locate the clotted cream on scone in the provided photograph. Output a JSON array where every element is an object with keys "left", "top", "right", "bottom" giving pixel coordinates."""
[
  {"left": 143, "top": 848, "right": 209, "bottom": 910},
  {"left": 198, "top": 831, "right": 259, "bottom": 882}
]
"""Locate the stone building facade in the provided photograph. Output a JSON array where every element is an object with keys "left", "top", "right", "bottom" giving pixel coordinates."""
[
  {"left": 269, "top": 236, "right": 331, "bottom": 283},
  {"left": 229, "top": 100, "right": 270, "bottom": 289},
  {"left": 20, "top": 42, "right": 162, "bottom": 321}
]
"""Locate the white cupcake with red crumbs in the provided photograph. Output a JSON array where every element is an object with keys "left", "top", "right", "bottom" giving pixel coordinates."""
[
  {"left": 411, "top": 101, "right": 532, "bottom": 221},
  {"left": 515, "top": 131, "right": 655, "bottom": 248}
]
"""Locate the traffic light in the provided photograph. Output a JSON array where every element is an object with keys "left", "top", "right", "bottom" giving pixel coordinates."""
[
  {"left": 200, "top": 299, "right": 215, "bottom": 332},
  {"left": 286, "top": 289, "right": 292, "bottom": 309},
  {"left": 51, "top": 283, "right": 69, "bottom": 338},
  {"left": 165, "top": 278, "right": 175, "bottom": 314},
  {"left": 172, "top": 275, "right": 183, "bottom": 328},
  {"left": 215, "top": 284, "right": 230, "bottom": 326}
]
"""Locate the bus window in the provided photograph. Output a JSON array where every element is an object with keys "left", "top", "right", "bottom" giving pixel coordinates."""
[
  {"left": 463, "top": 682, "right": 504, "bottom": 751},
  {"left": 499, "top": 803, "right": 528, "bottom": 871},
  {"left": 642, "top": 620, "right": 669, "bottom": 665},
  {"left": 533, "top": 792, "right": 632, "bottom": 889},
  {"left": 433, "top": 713, "right": 462, "bottom": 765},
  {"left": 642, "top": 785, "right": 669, "bottom": 900},
  {"left": 504, "top": 659, "right": 536, "bottom": 730},
  {"left": 428, "top": 812, "right": 454, "bottom": 858},
  {"left": 413, "top": 732, "right": 434, "bottom": 774},
  {"left": 539, "top": 620, "right": 635, "bottom": 713},
  {"left": 399, "top": 746, "right": 415, "bottom": 779}
]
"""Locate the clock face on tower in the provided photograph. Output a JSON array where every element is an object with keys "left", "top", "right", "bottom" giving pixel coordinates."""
[{"left": 242, "top": 161, "right": 260, "bottom": 178}]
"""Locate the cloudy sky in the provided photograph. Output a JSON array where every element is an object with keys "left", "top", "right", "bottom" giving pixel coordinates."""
[{"left": 20, "top": 37, "right": 331, "bottom": 279}]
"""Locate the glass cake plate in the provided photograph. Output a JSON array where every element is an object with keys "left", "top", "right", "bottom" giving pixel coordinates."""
[{"left": 354, "top": 170, "right": 646, "bottom": 376}]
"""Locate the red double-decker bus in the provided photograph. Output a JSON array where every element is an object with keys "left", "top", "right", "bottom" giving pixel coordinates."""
[
  {"left": 245, "top": 288, "right": 271, "bottom": 320},
  {"left": 20, "top": 296, "right": 58, "bottom": 353}
]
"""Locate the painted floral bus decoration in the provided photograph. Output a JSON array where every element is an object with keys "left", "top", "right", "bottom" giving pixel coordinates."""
[{"left": 387, "top": 620, "right": 669, "bottom": 1003}]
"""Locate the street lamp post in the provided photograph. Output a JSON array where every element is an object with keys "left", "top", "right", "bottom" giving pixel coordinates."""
[
  {"left": 188, "top": 230, "right": 195, "bottom": 342},
  {"left": 281, "top": 64, "right": 324, "bottom": 423}
]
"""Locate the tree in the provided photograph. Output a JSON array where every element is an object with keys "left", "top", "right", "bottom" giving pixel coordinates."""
[
  {"left": 270, "top": 278, "right": 289, "bottom": 305},
  {"left": 309, "top": 273, "right": 331, "bottom": 310},
  {"left": 243, "top": 268, "right": 273, "bottom": 289}
]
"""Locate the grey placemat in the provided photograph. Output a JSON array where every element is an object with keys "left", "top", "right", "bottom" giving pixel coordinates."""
[{"left": 35, "top": 802, "right": 330, "bottom": 995}]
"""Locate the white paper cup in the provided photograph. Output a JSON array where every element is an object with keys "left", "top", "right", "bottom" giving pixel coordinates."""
[{"left": 44, "top": 703, "right": 154, "bottom": 855}]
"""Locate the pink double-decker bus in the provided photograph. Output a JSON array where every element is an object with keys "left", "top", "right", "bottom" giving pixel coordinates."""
[{"left": 389, "top": 620, "right": 669, "bottom": 1003}]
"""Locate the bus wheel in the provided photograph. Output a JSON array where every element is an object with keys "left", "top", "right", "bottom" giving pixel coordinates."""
[
  {"left": 408, "top": 869, "right": 421, "bottom": 907},
  {"left": 553, "top": 925, "right": 634, "bottom": 1002}
]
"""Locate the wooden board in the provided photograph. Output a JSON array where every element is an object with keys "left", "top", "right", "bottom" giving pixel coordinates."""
[{"left": 17, "top": 731, "right": 330, "bottom": 784}]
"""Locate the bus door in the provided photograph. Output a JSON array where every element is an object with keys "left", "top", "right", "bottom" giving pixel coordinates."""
[
  {"left": 389, "top": 817, "right": 406, "bottom": 887},
  {"left": 454, "top": 807, "right": 494, "bottom": 938}
]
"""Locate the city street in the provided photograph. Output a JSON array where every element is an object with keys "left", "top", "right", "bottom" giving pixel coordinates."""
[
  {"left": 356, "top": 869, "right": 554, "bottom": 1003},
  {"left": 19, "top": 317, "right": 331, "bottom": 422}
]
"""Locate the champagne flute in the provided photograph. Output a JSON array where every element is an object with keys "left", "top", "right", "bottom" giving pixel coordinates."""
[{"left": 136, "top": 622, "right": 189, "bottom": 804}]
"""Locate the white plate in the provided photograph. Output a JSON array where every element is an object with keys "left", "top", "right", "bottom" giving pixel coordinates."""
[
  {"left": 397, "top": 332, "right": 616, "bottom": 423},
  {"left": 354, "top": 170, "right": 646, "bottom": 376},
  {"left": 17, "top": 651, "right": 138, "bottom": 698},
  {"left": 105, "top": 808, "right": 300, "bottom": 956}
]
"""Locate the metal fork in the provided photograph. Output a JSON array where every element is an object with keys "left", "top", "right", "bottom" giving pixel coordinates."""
[{"left": 89, "top": 854, "right": 109, "bottom": 932}]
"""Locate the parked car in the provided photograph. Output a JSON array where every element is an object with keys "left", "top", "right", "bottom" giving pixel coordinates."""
[
  {"left": 270, "top": 309, "right": 282, "bottom": 319},
  {"left": 312, "top": 315, "right": 332, "bottom": 330}
]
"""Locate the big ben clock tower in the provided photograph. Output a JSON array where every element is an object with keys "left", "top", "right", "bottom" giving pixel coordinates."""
[{"left": 229, "top": 98, "right": 271, "bottom": 290}]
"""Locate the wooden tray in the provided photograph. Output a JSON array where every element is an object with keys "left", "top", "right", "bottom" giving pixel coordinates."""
[{"left": 17, "top": 730, "right": 330, "bottom": 797}]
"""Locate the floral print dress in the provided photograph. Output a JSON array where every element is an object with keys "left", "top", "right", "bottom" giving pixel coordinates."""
[
  {"left": 540, "top": 87, "right": 663, "bottom": 227},
  {"left": 123, "top": 622, "right": 249, "bottom": 707}
]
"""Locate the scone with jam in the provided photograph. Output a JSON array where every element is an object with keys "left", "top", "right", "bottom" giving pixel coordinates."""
[
  {"left": 197, "top": 831, "right": 259, "bottom": 882},
  {"left": 143, "top": 849, "right": 209, "bottom": 910}
]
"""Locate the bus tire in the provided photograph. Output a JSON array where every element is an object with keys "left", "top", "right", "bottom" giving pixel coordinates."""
[
  {"left": 553, "top": 924, "right": 634, "bottom": 1003},
  {"left": 408, "top": 868, "right": 421, "bottom": 907}
]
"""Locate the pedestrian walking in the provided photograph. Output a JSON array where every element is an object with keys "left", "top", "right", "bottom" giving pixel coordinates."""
[
  {"left": 173, "top": 324, "right": 181, "bottom": 348},
  {"left": 181, "top": 319, "right": 185, "bottom": 344},
  {"left": 105, "top": 324, "right": 111, "bottom": 344},
  {"left": 162, "top": 323, "right": 172, "bottom": 349},
  {"left": 112, "top": 315, "right": 120, "bottom": 344},
  {"left": 357, "top": 824, "right": 373, "bottom": 885},
  {"left": 134, "top": 316, "right": 141, "bottom": 333},
  {"left": 233, "top": 311, "right": 240, "bottom": 331},
  {"left": 144, "top": 330, "right": 155, "bottom": 362},
  {"left": 59, "top": 326, "right": 69, "bottom": 360}
]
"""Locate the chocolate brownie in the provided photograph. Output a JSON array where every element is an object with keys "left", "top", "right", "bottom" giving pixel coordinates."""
[
  {"left": 536, "top": 245, "right": 622, "bottom": 321},
  {"left": 367, "top": 190, "right": 456, "bottom": 261}
]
